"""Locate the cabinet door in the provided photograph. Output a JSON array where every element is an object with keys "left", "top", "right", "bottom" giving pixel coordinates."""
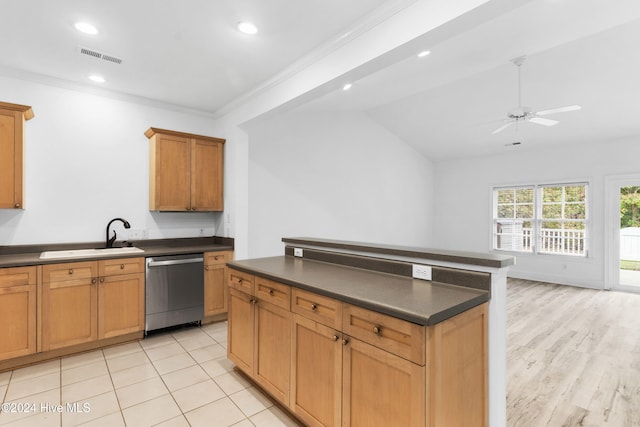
[
  {"left": 41, "top": 277, "right": 98, "bottom": 351},
  {"left": 228, "top": 287, "right": 254, "bottom": 373},
  {"left": 191, "top": 138, "right": 223, "bottom": 211},
  {"left": 291, "top": 314, "right": 342, "bottom": 427},
  {"left": 98, "top": 273, "right": 145, "bottom": 339},
  {"left": 342, "top": 337, "right": 425, "bottom": 427},
  {"left": 0, "top": 267, "right": 36, "bottom": 359},
  {"left": 0, "top": 109, "right": 22, "bottom": 209},
  {"left": 204, "top": 263, "right": 227, "bottom": 316},
  {"left": 149, "top": 133, "right": 191, "bottom": 211},
  {"left": 254, "top": 299, "right": 291, "bottom": 405}
]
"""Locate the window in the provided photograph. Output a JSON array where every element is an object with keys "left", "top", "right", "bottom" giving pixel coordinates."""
[{"left": 493, "top": 183, "right": 588, "bottom": 256}]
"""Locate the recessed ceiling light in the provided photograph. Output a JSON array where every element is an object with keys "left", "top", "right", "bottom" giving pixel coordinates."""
[
  {"left": 342, "top": 83, "right": 352, "bottom": 91},
  {"left": 74, "top": 22, "right": 99, "bottom": 35},
  {"left": 237, "top": 21, "right": 258, "bottom": 35},
  {"left": 89, "top": 74, "right": 106, "bottom": 83},
  {"left": 417, "top": 50, "right": 431, "bottom": 58}
]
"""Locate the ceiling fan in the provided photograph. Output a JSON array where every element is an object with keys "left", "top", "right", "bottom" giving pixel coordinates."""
[{"left": 492, "top": 56, "right": 581, "bottom": 134}]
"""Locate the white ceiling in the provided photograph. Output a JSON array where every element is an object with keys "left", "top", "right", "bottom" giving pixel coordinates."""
[
  {"left": 0, "top": 0, "right": 390, "bottom": 112},
  {"left": 297, "top": 0, "right": 640, "bottom": 160},
  {"left": 2, "top": 0, "right": 640, "bottom": 161}
]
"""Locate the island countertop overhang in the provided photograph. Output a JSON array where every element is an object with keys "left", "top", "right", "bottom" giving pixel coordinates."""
[{"left": 227, "top": 255, "right": 489, "bottom": 326}]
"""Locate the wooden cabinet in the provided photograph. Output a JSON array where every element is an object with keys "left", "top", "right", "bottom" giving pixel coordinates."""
[
  {"left": 0, "top": 266, "right": 37, "bottom": 360},
  {"left": 40, "top": 261, "right": 99, "bottom": 351},
  {"left": 97, "top": 258, "right": 145, "bottom": 339},
  {"left": 291, "top": 314, "right": 342, "bottom": 427},
  {"left": 228, "top": 269, "right": 489, "bottom": 427},
  {"left": 342, "top": 337, "right": 425, "bottom": 427},
  {"left": 228, "top": 269, "right": 292, "bottom": 405},
  {"left": 145, "top": 127, "right": 224, "bottom": 212},
  {"left": 204, "top": 251, "right": 232, "bottom": 318},
  {"left": 40, "top": 257, "right": 145, "bottom": 350},
  {"left": 0, "top": 101, "right": 34, "bottom": 209}
]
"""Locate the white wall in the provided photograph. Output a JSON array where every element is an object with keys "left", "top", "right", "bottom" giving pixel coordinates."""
[
  {"left": 432, "top": 137, "right": 640, "bottom": 288},
  {"left": 0, "top": 75, "right": 225, "bottom": 245},
  {"left": 245, "top": 110, "right": 435, "bottom": 258}
]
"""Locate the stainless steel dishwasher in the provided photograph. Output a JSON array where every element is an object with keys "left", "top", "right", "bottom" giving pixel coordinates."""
[{"left": 145, "top": 253, "right": 204, "bottom": 333}]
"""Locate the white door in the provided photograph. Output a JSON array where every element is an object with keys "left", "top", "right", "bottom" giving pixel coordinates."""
[{"left": 605, "top": 174, "right": 640, "bottom": 292}]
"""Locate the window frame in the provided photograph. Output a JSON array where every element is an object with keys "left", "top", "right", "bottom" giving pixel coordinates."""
[{"left": 491, "top": 181, "right": 590, "bottom": 257}]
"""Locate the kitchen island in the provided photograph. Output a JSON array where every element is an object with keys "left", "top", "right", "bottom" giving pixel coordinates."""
[{"left": 227, "top": 238, "right": 514, "bottom": 427}]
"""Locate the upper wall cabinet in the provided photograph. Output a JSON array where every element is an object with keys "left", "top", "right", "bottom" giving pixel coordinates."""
[
  {"left": 0, "top": 101, "right": 34, "bottom": 209},
  {"left": 145, "top": 127, "right": 225, "bottom": 212}
]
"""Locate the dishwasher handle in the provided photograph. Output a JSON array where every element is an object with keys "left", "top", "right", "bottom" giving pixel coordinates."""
[{"left": 147, "top": 257, "right": 204, "bottom": 267}]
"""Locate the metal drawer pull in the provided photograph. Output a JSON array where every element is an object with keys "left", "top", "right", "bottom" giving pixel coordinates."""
[
  {"left": 68, "top": 269, "right": 73, "bottom": 275},
  {"left": 120, "top": 264, "right": 125, "bottom": 269},
  {"left": 373, "top": 326, "right": 382, "bottom": 335},
  {"left": 311, "top": 303, "right": 317, "bottom": 311},
  {"left": 342, "top": 338, "right": 349, "bottom": 346},
  {"left": 332, "top": 335, "right": 339, "bottom": 341},
  {"left": 268, "top": 288, "right": 274, "bottom": 296}
]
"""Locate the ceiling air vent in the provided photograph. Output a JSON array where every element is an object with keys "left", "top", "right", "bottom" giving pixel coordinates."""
[{"left": 77, "top": 46, "right": 123, "bottom": 65}]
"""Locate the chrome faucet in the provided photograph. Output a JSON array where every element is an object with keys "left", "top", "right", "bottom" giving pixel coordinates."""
[{"left": 106, "top": 218, "right": 131, "bottom": 248}]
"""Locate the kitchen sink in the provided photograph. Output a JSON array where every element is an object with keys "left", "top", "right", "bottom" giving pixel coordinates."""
[{"left": 39, "top": 246, "right": 144, "bottom": 259}]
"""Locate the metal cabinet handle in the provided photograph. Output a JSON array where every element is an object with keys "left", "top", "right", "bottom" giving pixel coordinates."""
[
  {"left": 311, "top": 303, "right": 317, "bottom": 311},
  {"left": 342, "top": 338, "right": 349, "bottom": 346},
  {"left": 14, "top": 203, "right": 20, "bottom": 208},
  {"left": 268, "top": 289, "right": 274, "bottom": 296},
  {"left": 91, "top": 278, "right": 96, "bottom": 284},
  {"left": 68, "top": 269, "right": 73, "bottom": 275},
  {"left": 332, "top": 335, "right": 339, "bottom": 341},
  {"left": 120, "top": 264, "right": 125, "bottom": 269},
  {"left": 100, "top": 277, "right": 105, "bottom": 283},
  {"left": 373, "top": 326, "right": 381, "bottom": 335}
]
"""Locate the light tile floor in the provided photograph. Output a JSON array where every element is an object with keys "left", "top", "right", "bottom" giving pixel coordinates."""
[{"left": 0, "top": 322, "right": 299, "bottom": 427}]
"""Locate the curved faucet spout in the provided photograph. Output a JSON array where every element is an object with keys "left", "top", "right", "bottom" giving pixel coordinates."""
[{"left": 106, "top": 218, "right": 131, "bottom": 248}]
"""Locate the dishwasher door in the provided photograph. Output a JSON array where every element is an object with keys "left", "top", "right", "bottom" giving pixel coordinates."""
[{"left": 145, "top": 253, "right": 204, "bottom": 332}]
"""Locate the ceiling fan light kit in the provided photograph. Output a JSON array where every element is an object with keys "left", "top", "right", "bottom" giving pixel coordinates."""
[{"left": 492, "top": 55, "right": 581, "bottom": 134}]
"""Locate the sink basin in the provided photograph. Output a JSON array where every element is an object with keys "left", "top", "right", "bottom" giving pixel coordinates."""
[{"left": 39, "top": 247, "right": 144, "bottom": 259}]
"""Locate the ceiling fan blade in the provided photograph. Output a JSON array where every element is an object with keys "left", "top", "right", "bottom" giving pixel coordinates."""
[
  {"left": 492, "top": 122, "right": 513, "bottom": 134},
  {"left": 529, "top": 117, "right": 559, "bottom": 127},
  {"left": 536, "top": 105, "right": 581, "bottom": 116}
]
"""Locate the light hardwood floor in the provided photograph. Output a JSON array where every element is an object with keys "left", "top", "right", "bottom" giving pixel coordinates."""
[{"left": 507, "top": 278, "right": 640, "bottom": 426}]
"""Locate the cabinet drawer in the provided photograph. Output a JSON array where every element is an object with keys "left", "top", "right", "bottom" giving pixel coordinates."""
[
  {"left": 205, "top": 251, "right": 230, "bottom": 266},
  {"left": 99, "top": 257, "right": 144, "bottom": 276},
  {"left": 292, "top": 288, "right": 342, "bottom": 329},
  {"left": 255, "top": 276, "right": 290, "bottom": 310},
  {"left": 229, "top": 268, "right": 254, "bottom": 294},
  {"left": 42, "top": 261, "right": 98, "bottom": 283},
  {"left": 0, "top": 266, "right": 37, "bottom": 288},
  {"left": 342, "top": 303, "right": 425, "bottom": 365}
]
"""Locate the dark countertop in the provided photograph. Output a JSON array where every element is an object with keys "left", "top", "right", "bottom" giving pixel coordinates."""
[
  {"left": 283, "top": 237, "right": 515, "bottom": 268},
  {"left": 228, "top": 256, "right": 489, "bottom": 326},
  {"left": 0, "top": 236, "right": 234, "bottom": 268}
]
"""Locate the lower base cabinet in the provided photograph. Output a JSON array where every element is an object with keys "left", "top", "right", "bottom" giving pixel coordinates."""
[
  {"left": 291, "top": 314, "right": 342, "bottom": 427},
  {"left": 41, "top": 258, "right": 145, "bottom": 351},
  {"left": 228, "top": 278, "right": 291, "bottom": 405},
  {"left": 0, "top": 266, "right": 37, "bottom": 360},
  {"left": 228, "top": 268, "right": 488, "bottom": 427}
]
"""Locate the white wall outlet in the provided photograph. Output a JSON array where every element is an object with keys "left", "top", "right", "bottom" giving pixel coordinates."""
[
  {"left": 412, "top": 264, "right": 432, "bottom": 281},
  {"left": 293, "top": 248, "right": 304, "bottom": 257}
]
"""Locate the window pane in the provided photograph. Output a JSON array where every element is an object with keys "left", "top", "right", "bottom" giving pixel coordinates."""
[
  {"left": 516, "top": 204, "right": 533, "bottom": 218},
  {"left": 565, "top": 186, "right": 586, "bottom": 202},
  {"left": 494, "top": 220, "right": 532, "bottom": 252},
  {"left": 497, "top": 205, "right": 514, "bottom": 218},
  {"left": 565, "top": 203, "right": 586, "bottom": 219},
  {"left": 516, "top": 188, "right": 534, "bottom": 203},
  {"left": 497, "top": 189, "right": 514, "bottom": 204},
  {"left": 542, "top": 187, "right": 563, "bottom": 202},
  {"left": 542, "top": 204, "right": 562, "bottom": 219}
]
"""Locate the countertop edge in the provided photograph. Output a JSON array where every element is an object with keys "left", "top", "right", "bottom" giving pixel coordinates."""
[{"left": 227, "top": 258, "right": 489, "bottom": 326}]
